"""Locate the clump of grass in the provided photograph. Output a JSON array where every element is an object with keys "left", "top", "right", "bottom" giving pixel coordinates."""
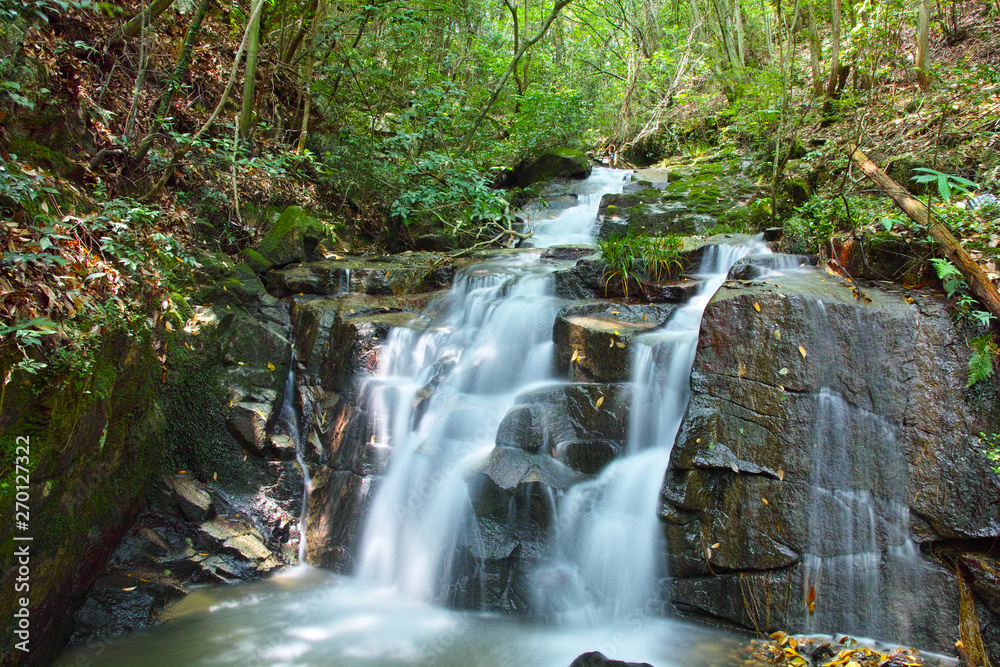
[{"left": 597, "top": 233, "right": 685, "bottom": 297}]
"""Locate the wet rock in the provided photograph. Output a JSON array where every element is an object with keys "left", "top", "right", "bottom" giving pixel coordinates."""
[
  {"left": 727, "top": 253, "right": 818, "bottom": 281},
  {"left": 517, "top": 148, "right": 592, "bottom": 186},
  {"left": 560, "top": 439, "right": 619, "bottom": 474},
  {"left": 666, "top": 264, "right": 995, "bottom": 653},
  {"left": 569, "top": 651, "right": 654, "bottom": 667},
  {"left": 553, "top": 302, "right": 675, "bottom": 382},
  {"left": 499, "top": 384, "right": 632, "bottom": 454},
  {"left": 168, "top": 475, "right": 214, "bottom": 522},
  {"left": 305, "top": 468, "right": 374, "bottom": 569},
  {"left": 472, "top": 447, "right": 584, "bottom": 491},
  {"left": 225, "top": 401, "right": 273, "bottom": 454},
  {"left": 268, "top": 433, "right": 298, "bottom": 461},
  {"left": 68, "top": 573, "right": 187, "bottom": 647},
  {"left": 259, "top": 205, "right": 335, "bottom": 266},
  {"left": 266, "top": 253, "right": 455, "bottom": 297}
]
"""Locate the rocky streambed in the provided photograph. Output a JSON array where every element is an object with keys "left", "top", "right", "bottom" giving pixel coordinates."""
[{"left": 5, "top": 167, "right": 1000, "bottom": 665}]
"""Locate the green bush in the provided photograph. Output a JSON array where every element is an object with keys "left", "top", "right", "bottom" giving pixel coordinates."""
[{"left": 598, "top": 233, "right": 685, "bottom": 297}]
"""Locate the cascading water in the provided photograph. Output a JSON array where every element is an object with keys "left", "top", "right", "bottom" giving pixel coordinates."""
[
  {"left": 275, "top": 359, "right": 312, "bottom": 564},
  {"left": 799, "top": 303, "right": 928, "bottom": 645},
  {"left": 541, "top": 242, "right": 762, "bottom": 620},
  {"left": 356, "top": 168, "right": 629, "bottom": 602}
]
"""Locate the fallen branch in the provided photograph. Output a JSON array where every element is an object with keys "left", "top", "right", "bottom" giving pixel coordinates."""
[{"left": 847, "top": 144, "right": 1000, "bottom": 321}]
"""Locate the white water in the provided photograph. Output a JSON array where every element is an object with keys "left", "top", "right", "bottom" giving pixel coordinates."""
[
  {"left": 523, "top": 168, "right": 629, "bottom": 247},
  {"left": 356, "top": 168, "right": 631, "bottom": 602},
  {"left": 276, "top": 358, "right": 312, "bottom": 564},
  {"left": 801, "top": 386, "right": 927, "bottom": 643},
  {"left": 541, "top": 242, "right": 762, "bottom": 620}
]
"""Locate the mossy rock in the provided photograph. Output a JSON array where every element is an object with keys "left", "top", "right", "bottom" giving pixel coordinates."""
[
  {"left": 238, "top": 248, "right": 272, "bottom": 274},
  {"left": 259, "top": 206, "right": 335, "bottom": 266},
  {"left": 516, "top": 148, "right": 592, "bottom": 187},
  {"left": 5, "top": 136, "right": 84, "bottom": 181}
]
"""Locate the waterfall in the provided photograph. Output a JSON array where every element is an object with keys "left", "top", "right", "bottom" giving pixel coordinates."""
[
  {"left": 356, "top": 168, "right": 630, "bottom": 602},
  {"left": 541, "top": 242, "right": 763, "bottom": 620}
]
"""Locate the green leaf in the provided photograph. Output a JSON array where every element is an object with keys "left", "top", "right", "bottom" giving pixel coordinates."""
[{"left": 937, "top": 172, "right": 951, "bottom": 202}]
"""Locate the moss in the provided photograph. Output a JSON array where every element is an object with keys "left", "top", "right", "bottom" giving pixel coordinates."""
[
  {"left": 259, "top": 205, "right": 333, "bottom": 266},
  {"left": 4, "top": 136, "right": 82, "bottom": 180},
  {"left": 238, "top": 248, "right": 272, "bottom": 274}
]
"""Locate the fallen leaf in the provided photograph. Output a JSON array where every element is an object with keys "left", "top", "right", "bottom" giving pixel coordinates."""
[
  {"left": 773, "top": 329, "right": 781, "bottom": 340},
  {"left": 798, "top": 345, "right": 807, "bottom": 358},
  {"left": 615, "top": 342, "right": 626, "bottom": 348},
  {"left": 610, "top": 311, "right": 620, "bottom": 314},
  {"left": 807, "top": 587, "right": 815, "bottom": 603},
  {"left": 778, "top": 468, "right": 785, "bottom": 481},
  {"left": 609, "top": 339, "right": 615, "bottom": 348},
  {"left": 704, "top": 547, "right": 713, "bottom": 559},
  {"left": 571, "top": 349, "right": 580, "bottom": 363},
  {"left": 595, "top": 396, "right": 604, "bottom": 409},
  {"left": 122, "top": 586, "right": 137, "bottom": 592},
  {"left": 641, "top": 313, "right": 647, "bottom": 320},
  {"left": 711, "top": 542, "right": 720, "bottom": 549},
  {"left": 761, "top": 497, "right": 769, "bottom": 506},
  {"left": 809, "top": 601, "right": 816, "bottom": 614},
  {"left": 267, "top": 362, "right": 276, "bottom": 371},
  {"left": 730, "top": 462, "right": 740, "bottom": 473},
  {"left": 213, "top": 472, "right": 218, "bottom": 481},
  {"left": 778, "top": 367, "right": 789, "bottom": 375}
]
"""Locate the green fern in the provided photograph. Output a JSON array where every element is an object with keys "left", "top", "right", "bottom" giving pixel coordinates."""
[{"left": 967, "top": 333, "right": 999, "bottom": 387}]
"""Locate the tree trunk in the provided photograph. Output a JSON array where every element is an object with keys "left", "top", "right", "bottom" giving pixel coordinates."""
[
  {"left": 239, "top": 0, "right": 264, "bottom": 140},
  {"left": 915, "top": 0, "right": 931, "bottom": 89},
  {"left": 117, "top": 0, "right": 174, "bottom": 40},
  {"left": 296, "top": 50, "right": 314, "bottom": 154},
  {"left": 808, "top": 4, "right": 822, "bottom": 95},
  {"left": 140, "top": 0, "right": 267, "bottom": 201},
  {"left": 131, "top": 0, "right": 212, "bottom": 165},
  {"left": 458, "top": 0, "right": 575, "bottom": 156},
  {"left": 733, "top": 0, "right": 745, "bottom": 69},
  {"left": 848, "top": 145, "right": 1000, "bottom": 321},
  {"left": 283, "top": 0, "right": 319, "bottom": 65},
  {"left": 826, "top": 0, "right": 842, "bottom": 97}
]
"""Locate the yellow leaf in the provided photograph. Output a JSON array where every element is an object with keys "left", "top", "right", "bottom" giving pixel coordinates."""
[
  {"left": 616, "top": 342, "right": 626, "bottom": 348},
  {"left": 122, "top": 586, "right": 137, "bottom": 592},
  {"left": 762, "top": 497, "right": 769, "bottom": 506},
  {"left": 808, "top": 601, "right": 815, "bottom": 614},
  {"left": 642, "top": 313, "right": 647, "bottom": 320},
  {"left": 571, "top": 349, "right": 580, "bottom": 363},
  {"left": 754, "top": 302, "right": 761, "bottom": 312},
  {"left": 213, "top": 472, "right": 218, "bottom": 481},
  {"left": 773, "top": 329, "right": 781, "bottom": 340},
  {"left": 595, "top": 396, "right": 604, "bottom": 409},
  {"left": 613, "top": 330, "right": 619, "bottom": 336},
  {"left": 778, "top": 468, "right": 785, "bottom": 481},
  {"left": 610, "top": 339, "right": 615, "bottom": 348},
  {"left": 769, "top": 631, "right": 786, "bottom": 641},
  {"left": 704, "top": 547, "right": 712, "bottom": 559},
  {"left": 798, "top": 345, "right": 807, "bottom": 358},
  {"left": 710, "top": 542, "right": 720, "bottom": 549},
  {"left": 165, "top": 320, "right": 174, "bottom": 332},
  {"left": 789, "top": 638, "right": 798, "bottom": 649},
  {"left": 610, "top": 311, "right": 620, "bottom": 314},
  {"left": 778, "top": 367, "right": 789, "bottom": 375},
  {"left": 267, "top": 362, "right": 276, "bottom": 371}
]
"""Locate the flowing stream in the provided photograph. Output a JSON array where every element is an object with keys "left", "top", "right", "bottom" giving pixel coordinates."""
[{"left": 54, "top": 168, "right": 945, "bottom": 666}]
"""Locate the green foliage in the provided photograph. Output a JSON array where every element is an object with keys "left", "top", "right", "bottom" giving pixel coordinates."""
[
  {"left": 968, "top": 334, "right": 998, "bottom": 388},
  {"left": 910, "top": 168, "right": 979, "bottom": 204},
  {"left": 598, "top": 233, "right": 685, "bottom": 297},
  {"left": 928, "top": 258, "right": 998, "bottom": 386},
  {"left": 979, "top": 432, "right": 1000, "bottom": 474},
  {"left": 782, "top": 196, "right": 848, "bottom": 254}
]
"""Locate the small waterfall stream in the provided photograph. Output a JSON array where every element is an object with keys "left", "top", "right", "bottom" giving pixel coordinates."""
[{"left": 55, "top": 168, "right": 957, "bottom": 667}]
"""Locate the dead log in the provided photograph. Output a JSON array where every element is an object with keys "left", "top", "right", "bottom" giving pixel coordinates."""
[{"left": 847, "top": 144, "right": 1000, "bottom": 322}]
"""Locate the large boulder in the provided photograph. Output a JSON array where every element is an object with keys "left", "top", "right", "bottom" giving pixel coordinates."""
[
  {"left": 259, "top": 206, "right": 335, "bottom": 266},
  {"left": 553, "top": 302, "right": 676, "bottom": 382},
  {"left": 664, "top": 264, "right": 1000, "bottom": 654},
  {"left": 517, "top": 148, "right": 592, "bottom": 186}
]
